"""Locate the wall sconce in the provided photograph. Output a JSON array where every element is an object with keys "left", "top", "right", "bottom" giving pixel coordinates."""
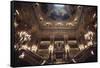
[
  {"left": 31, "top": 44, "right": 38, "bottom": 52},
  {"left": 65, "top": 44, "right": 70, "bottom": 53},
  {"left": 48, "top": 44, "right": 54, "bottom": 54},
  {"left": 87, "top": 40, "right": 93, "bottom": 46},
  {"left": 79, "top": 44, "right": 85, "bottom": 50},
  {"left": 84, "top": 31, "right": 94, "bottom": 40}
]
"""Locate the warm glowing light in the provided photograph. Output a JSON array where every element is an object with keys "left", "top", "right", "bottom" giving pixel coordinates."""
[
  {"left": 85, "top": 45, "right": 88, "bottom": 48},
  {"left": 77, "top": 6, "right": 81, "bottom": 8},
  {"left": 66, "top": 23, "right": 74, "bottom": 26},
  {"left": 65, "top": 44, "right": 70, "bottom": 52},
  {"left": 14, "top": 44, "right": 19, "bottom": 50},
  {"left": 72, "top": 59, "right": 76, "bottom": 63},
  {"left": 16, "top": 10, "right": 19, "bottom": 15},
  {"left": 41, "top": 60, "right": 46, "bottom": 65},
  {"left": 94, "top": 24, "right": 97, "bottom": 28},
  {"left": 31, "top": 45, "right": 38, "bottom": 52},
  {"left": 14, "top": 21, "right": 18, "bottom": 28},
  {"left": 74, "top": 17, "right": 78, "bottom": 21},
  {"left": 18, "top": 31, "right": 31, "bottom": 42},
  {"left": 19, "top": 44, "right": 29, "bottom": 50},
  {"left": 79, "top": 44, "right": 85, "bottom": 50},
  {"left": 87, "top": 40, "right": 93, "bottom": 46},
  {"left": 14, "top": 45, "right": 17, "bottom": 49},
  {"left": 27, "top": 47, "right": 31, "bottom": 50},
  {"left": 19, "top": 52, "right": 25, "bottom": 59},
  {"left": 54, "top": 4, "right": 64, "bottom": 7},
  {"left": 35, "top": 3, "right": 39, "bottom": 6},
  {"left": 55, "top": 22, "right": 63, "bottom": 26},
  {"left": 91, "top": 50, "right": 94, "bottom": 55},
  {"left": 44, "top": 22, "right": 52, "bottom": 26},
  {"left": 40, "top": 17, "right": 43, "bottom": 21},
  {"left": 48, "top": 44, "right": 54, "bottom": 53},
  {"left": 88, "top": 31, "right": 94, "bottom": 36},
  {"left": 93, "top": 13, "right": 96, "bottom": 18},
  {"left": 22, "top": 45, "right": 28, "bottom": 50},
  {"left": 84, "top": 31, "right": 94, "bottom": 40}
]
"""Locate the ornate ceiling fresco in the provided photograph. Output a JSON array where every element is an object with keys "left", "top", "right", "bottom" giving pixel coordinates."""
[{"left": 34, "top": 3, "right": 82, "bottom": 30}]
